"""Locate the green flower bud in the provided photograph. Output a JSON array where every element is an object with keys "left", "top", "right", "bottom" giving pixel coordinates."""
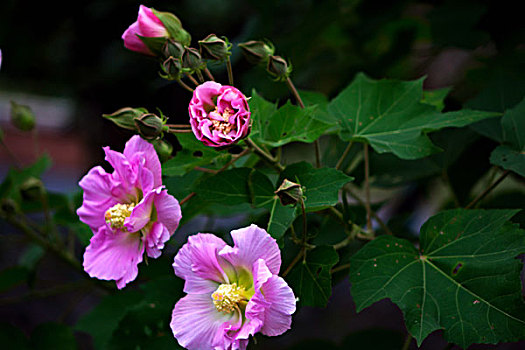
[
  {"left": 238, "top": 40, "right": 274, "bottom": 65},
  {"left": 275, "top": 179, "right": 304, "bottom": 206},
  {"left": 266, "top": 55, "right": 292, "bottom": 82},
  {"left": 152, "top": 9, "right": 192, "bottom": 46},
  {"left": 160, "top": 56, "right": 183, "bottom": 80},
  {"left": 134, "top": 113, "right": 164, "bottom": 140},
  {"left": 103, "top": 107, "right": 148, "bottom": 130},
  {"left": 162, "top": 39, "right": 185, "bottom": 60},
  {"left": 152, "top": 139, "right": 173, "bottom": 162},
  {"left": 182, "top": 47, "right": 205, "bottom": 72},
  {"left": 10, "top": 101, "right": 35, "bottom": 131},
  {"left": 20, "top": 177, "right": 45, "bottom": 201},
  {"left": 198, "top": 34, "right": 231, "bottom": 61}
]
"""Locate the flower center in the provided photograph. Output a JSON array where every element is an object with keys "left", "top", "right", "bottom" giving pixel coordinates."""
[
  {"left": 104, "top": 203, "right": 135, "bottom": 230},
  {"left": 211, "top": 283, "right": 246, "bottom": 313},
  {"left": 210, "top": 107, "right": 234, "bottom": 134}
]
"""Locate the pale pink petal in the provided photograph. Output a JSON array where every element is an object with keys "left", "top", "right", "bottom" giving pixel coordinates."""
[
  {"left": 170, "top": 293, "right": 239, "bottom": 350},
  {"left": 77, "top": 166, "right": 118, "bottom": 231},
  {"left": 83, "top": 227, "right": 144, "bottom": 289},
  {"left": 137, "top": 5, "right": 168, "bottom": 38},
  {"left": 154, "top": 189, "right": 181, "bottom": 234},
  {"left": 123, "top": 135, "right": 162, "bottom": 188},
  {"left": 219, "top": 224, "right": 281, "bottom": 275},
  {"left": 122, "top": 22, "right": 151, "bottom": 55},
  {"left": 259, "top": 276, "right": 296, "bottom": 336},
  {"left": 173, "top": 233, "right": 233, "bottom": 294},
  {"left": 103, "top": 147, "right": 137, "bottom": 188},
  {"left": 144, "top": 222, "right": 170, "bottom": 258}
]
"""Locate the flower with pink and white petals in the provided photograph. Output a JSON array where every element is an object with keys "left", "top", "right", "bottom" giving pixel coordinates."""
[
  {"left": 170, "top": 224, "right": 296, "bottom": 350},
  {"left": 77, "top": 135, "right": 181, "bottom": 289},
  {"left": 189, "top": 81, "right": 251, "bottom": 148},
  {"left": 122, "top": 5, "right": 169, "bottom": 56}
]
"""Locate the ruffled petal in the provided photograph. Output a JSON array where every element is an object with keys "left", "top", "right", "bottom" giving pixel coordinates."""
[
  {"left": 258, "top": 275, "right": 296, "bottom": 336},
  {"left": 77, "top": 166, "right": 118, "bottom": 231},
  {"left": 103, "top": 147, "right": 137, "bottom": 189},
  {"left": 143, "top": 221, "right": 170, "bottom": 259},
  {"left": 83, "top": 226, "right": 144, "bottom": 289},
  {"left": 170, "top": 293, "right": 239, "bottom": 350},
  {"left": 173, "top": 233, "right": 232, "bottom": 294},
  {"left": 124, "top": 187, "right": 158, "bottom": 233},
  {"left": 154, "top": 189, "right": 181, "bottom": 234},
  {"left": 219, "top": 224, "right": 281, "bottom": 275},
  {"left": 123, "top": 135, "right": 162, "bottom": 188}
]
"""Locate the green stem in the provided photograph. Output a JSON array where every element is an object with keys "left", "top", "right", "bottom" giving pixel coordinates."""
[
  {"left": 226, "top": 57, "right": 234, "bottom": 85},
  {"left": 401, "top": 334, "right": 413, "bottom": 350},
  {"left": 177, "top": 79, "right": 194, "bottom": 92},
  {"left": 363, "top": 143, "right": 373, "bottom": 234},
  {"left": 185, "top": 73, "right": 199, "bottom": 86},
  {"left": 244, "top": 138, "right": 284, "bottom": 172},
  {"left": 465, "top": 170, "right": 510, "bottom": 209},
  {"left": 204, "top": 67, "right": 215, "bottom": 81},
  {"left": 330, "top": 263, "right": 351, "bottom": 274},
  {"left": 345, "top": 186, "right": 392, "bottom": 235},
  {"left": 335, "top": 141, "right": 354, "bottom": 170}
]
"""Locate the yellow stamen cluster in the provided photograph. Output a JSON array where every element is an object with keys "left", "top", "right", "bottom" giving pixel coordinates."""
[
  {"left": 104, "top": 203, "right": 135, "bottom": 230},
  {"left": 210, "top": 107, "right": 234, "bottom": 134},
  {"left": 211, "top": 283, "right": 245, "bottom": 313}
]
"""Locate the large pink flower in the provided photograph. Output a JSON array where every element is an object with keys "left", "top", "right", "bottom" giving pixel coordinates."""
[
  {"left": 122, "top": 5, "right": 169, "bottom": 55},
  {"left": 189, "top": 81, "right": 251, "bottom": 147},
  {"left": 77, "top": 135, "right": 181, "bottom": 289},
  {"left": 170, "top": 225, "right": 296, "bottom": 350}
]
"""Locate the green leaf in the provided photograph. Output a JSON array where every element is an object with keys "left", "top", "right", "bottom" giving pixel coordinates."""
[
  {"left": 280, "top": 162, "right": 353, "bottom": 212},
  {"left": 162, "top": 134, "right": 230, "bottom": 176},
  {"left": 248, "top": 170, "right": 296, "bottom": 239},
  {"left": 0, "top": 155, "right": 51, "bottom": 204},
  {"left": 193, "top": 168, "right": 252, "bottom": 205},
  {"left": 490, "top": 97, "right": 525, "bottom": 176},
  {"left": 349, "top": 209, "right": 525, "bottom": 347},
  {"left": 0, "top": 267, "right": 28, "bottom": 292},
  {"left": 249, "top": 91, "right": 333, "bottom": 147},
  {"left": 328, "top": 73, "right": 499, "bottom": 159},
  {"left": 0, "top": 322, "right": 30, "bottom": 349},
  {"left": 421, "top": 87, "right": 451, "bottom": 112},
  {"left": 286, "top": 246, "right": 339, "bottom": 307},
  {"left": 31, "top": 323, "right": 78, "bottom": 350},
  {"left": 76, "top": 290, "right": 144, "bottom": 349}
]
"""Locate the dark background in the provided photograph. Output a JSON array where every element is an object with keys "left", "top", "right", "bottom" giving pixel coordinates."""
[{"left": 0, "top": 0, "right": 524, "bottom": 349}]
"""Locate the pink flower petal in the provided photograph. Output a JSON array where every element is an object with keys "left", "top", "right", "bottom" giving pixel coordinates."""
[
  {"left": 219, "top": 224, "right": 281, "bottom": 275},
  {"left": 122, "top": 22, "right": 151, "bottom": 55},
  {"left": 124, "top": 187, "right": 158, "bottom": 233},
  {"left": 170, "top": 293, "right": 240, "bottom": 350},
  {"left": 77, "top": 166, "right": 118, "bottom": 231},
  {"left": 154, "top": 189, "right": 181, "bottom": 234},
  {"left": 258, "top": 275, "right": 296, "bottom": 336},
  {"left": 123, "top": 135, "right": 162, "bottom": 188},
  {"left": 137, "top": 5, "right": 168, "bottom": 38},
  {"left": 173, "top": 233, "right": 233, "bottom": 294},
  {"left": 83, "top": 226, "right": 144, "bottom": 289},
  {"left": 103, "top": 147, "right": 137, "bottom": 188},
  {"left": 143, "top": 222, "right": 170, "bottom": 258}
]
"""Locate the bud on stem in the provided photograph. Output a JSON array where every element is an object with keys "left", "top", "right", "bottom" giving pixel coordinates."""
[
  {"left": 238, "top": 40, "right": 274, "bottom": 65},
  {"left": 10, "top": 101, "right": 35, "bottom": 131}
]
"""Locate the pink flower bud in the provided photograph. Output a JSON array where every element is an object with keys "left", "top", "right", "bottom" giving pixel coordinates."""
[
  {"left": 189, "top": 81, "right": 251, "bottom": 147},
  {"left": 122, "top": 5, "right": 169, "bottom": 56}
]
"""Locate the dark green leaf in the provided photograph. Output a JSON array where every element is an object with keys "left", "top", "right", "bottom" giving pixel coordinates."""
[
  {"left": 31, "top": 323, "right": 78, "bottom": 350},
  {"left": 76, "top": 290, "right": 144, "bottom": 349},
  {"left": 421, "top": 87, "right": 451, "bottom": 112},
  {"left": 280, "top": 162, "right": 353, "bottom": 212},
  {"left": 328, "top": 73, "right": 499, "bottom": 159},
  {"left": 349, "top": 209, "right": 525, "bottom": 347},
  {"left": 287, "top": 246, "right": 339, "bottom": 307},
  {"left": 0, "top": 322, "right": 30, "bottom": 349},
  {"left": 0, "top": 267, "right": 28, "bottom": 292},
  {"left": 193, "top": 168, "right": 252, "bottom": 205}
]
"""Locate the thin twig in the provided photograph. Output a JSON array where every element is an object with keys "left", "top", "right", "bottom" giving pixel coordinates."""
[
  {"left": 363, "top": 143, "right": 373, "bottom": 234},
  {"left": 401, "top": 334, "right": 413, "bottom": 350},
  {"left": 185, "top": 74, "right": 199, "bottom": 86},
  {"left": 330, "top": 263, "right": 351, "bottom": 274},
  {"left": 179, "top": 192, "right": 196, "bottom": 205},
  {"left": 194, "top": 166, "right": 218, "bottom": 174},
  {"left": 226, "top": 57, "right": 234, "bottom": 85},
  {"left": 204, "top": 67, "right": 215, "bottom": 81},
  {"left": 245, "top": 138, "right": 284, "bottom": 172},
  {"left": 335, "top": 141, "right": 354, "bottom": 170},
  {"left": 177, "top": 79, "right": 194, "bottom": 92},
  {"left": 345, "top": 186, "right": 392, "bottom": 235},
  {"left": 465, "top": 170, "right": 510, "bottom": 209},
  {"left": 282, "top": 249, "right": 303, "bottom": 277}
]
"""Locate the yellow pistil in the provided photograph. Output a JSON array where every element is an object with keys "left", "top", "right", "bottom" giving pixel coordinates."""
[
  {"left": 210, "top": 107, "right": 235, "bottom": 134},
  {"left": 104, "top": 203, "right": 135, "bottom": 230},
  {"left": 211, "top": 283, "right": 246, "bottom": 313}
]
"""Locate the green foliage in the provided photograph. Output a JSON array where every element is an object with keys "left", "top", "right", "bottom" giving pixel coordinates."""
[
  {"left": 328, "top": 73, "right": 499, "bottom": 159},
  {"left": 349, "top": 209, "right": 525, "bottom": 347}
]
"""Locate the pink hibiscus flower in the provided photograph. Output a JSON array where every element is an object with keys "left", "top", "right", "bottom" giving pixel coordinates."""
[
  {"left": 171, "top": 224, "right": 296, "bottom": 350},
  {"left": 189, "top": 81, "right": 251, "bottom": 147},
  {"left": 77, "top": 135, "right": 181, "bottom": 289}
]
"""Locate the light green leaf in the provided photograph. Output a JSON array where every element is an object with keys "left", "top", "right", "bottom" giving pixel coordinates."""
[
  {"left": 287, "top": 246, "right": 339, "bottom": 307},
  {"left": 421, "top": 87, "right": 451, "bottom": 112},
  {"left": 328, "top": 73, "right": 499, "bottom": 159},
  {"left": 280, "top": 162, "right": 353, "bottom": 212},
  {"left": 349, "top": 209, "right": 525, "bottom": 348}
]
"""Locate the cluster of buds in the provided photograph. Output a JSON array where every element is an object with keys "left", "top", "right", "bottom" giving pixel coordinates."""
[
  {"left": 238, "top": 40, "right": 292, "bottom": 81},
  {"left": 103, "top": 107, "right": 168, "bottom": 141}
]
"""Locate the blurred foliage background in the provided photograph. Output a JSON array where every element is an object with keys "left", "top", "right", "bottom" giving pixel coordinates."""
[{"left": 0, "top": 0, "right": 524, "bottom": 349}]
